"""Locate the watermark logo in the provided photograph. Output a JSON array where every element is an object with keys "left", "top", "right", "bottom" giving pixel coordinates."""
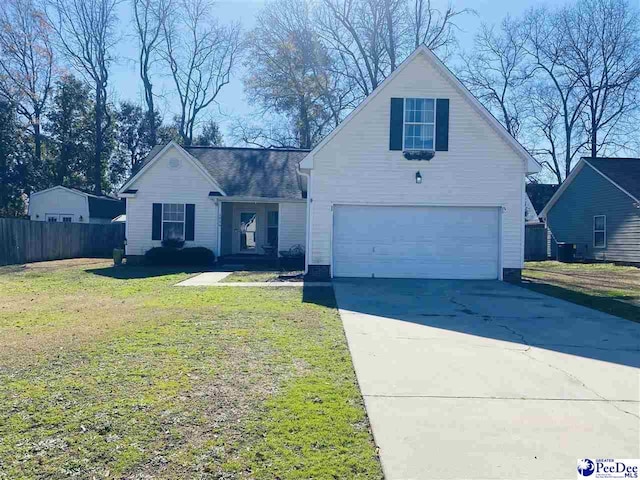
[
  {"left": 577, "top": 459, "right": 639, "bottom": 479},
  {"left": 577, "top": 459, "right": 595, "bottom": 477}
]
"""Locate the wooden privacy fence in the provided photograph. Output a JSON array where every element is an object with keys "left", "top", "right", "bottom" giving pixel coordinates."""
[
  {"left": 524, "top": 223, "right": 548, "bottom": 261},
  {"left": 0, "top": 218, "right": 125, "bottom": 266}
]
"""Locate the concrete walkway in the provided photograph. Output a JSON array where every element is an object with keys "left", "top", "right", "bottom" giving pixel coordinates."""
[
  {"left": 175, "top": 271, "right": 231, "bottom": 285},
  {"left": 176, "top": 272, "right": 331, "bottom": 287},
  {"left": 334, "top": 278, "right": 640, "bottom": 480}
]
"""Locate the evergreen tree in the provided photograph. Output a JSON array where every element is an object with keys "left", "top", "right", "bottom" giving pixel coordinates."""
[
  {"left": 46, "top": 75, "right": 95, "bottom": 189},
  {"left": 110, "top": 101, "right": 162, "bottom": 187},
  {"left": 0, "top": 99, "right": 26, "bottom": 216},
  {"left": 195, "top": 119, "right": 223, "bottom": 146}
]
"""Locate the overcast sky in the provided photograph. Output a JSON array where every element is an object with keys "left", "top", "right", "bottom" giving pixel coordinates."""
[{"left": 107, "top": 0, "right": 572, "bottom": 142}]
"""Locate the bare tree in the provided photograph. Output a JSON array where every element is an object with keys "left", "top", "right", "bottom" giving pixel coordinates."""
[
  {"left": 161, "top": 0, "right": 240, "bottom": 145},
  {"left": 561, "top": 0, "right": 640, "bottom": 157},
  {"left": 132, "top": 0, "right": 171, "bottom": 145},
  {"left": 317, "top": 0, "right": 470, "bottom": 100},
  {"left": 230, "top": 114, "right": 299, "bottom": 149},
  {"left": 521, "top": 7, "right": 591, "bottom": 182},
  {"left": 518, "top": 1, "right": 640, "bottom": 182},
  {"left": 47, "top": 0, "right": 119, "bottom": 195},
  {"left": 460, "top": 17, "right": 531, "bottom": 139},
  {"left": 408, "top": 0, "right": 473, "bottom": 56},
  {"left": 0, "top": 0, "right": 54, "bottom": 170},
  {"left": 246, "top": 0, "right": 350, "bottom": 149},
  {"left": 317, "top": 0, "right": 388, "bottom": 98},
  {"left": 525, "top": 82, "right": 569, "bottom": 184}
]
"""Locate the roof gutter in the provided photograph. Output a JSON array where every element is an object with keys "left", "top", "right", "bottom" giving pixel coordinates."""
[{"left": 297, "top": 164, "right": 311, "bottom": 276}]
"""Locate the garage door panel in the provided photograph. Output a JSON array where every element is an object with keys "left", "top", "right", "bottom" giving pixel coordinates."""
[{"left": 333, "top": 205, "right": 500, "bottom": 279}]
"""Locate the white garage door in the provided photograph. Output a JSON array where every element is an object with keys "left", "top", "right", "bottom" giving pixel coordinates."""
[{"left": 333, "top": 205, "right": 500, "bottom": 279}]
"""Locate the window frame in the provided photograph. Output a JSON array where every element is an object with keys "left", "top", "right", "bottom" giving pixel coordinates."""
[
  {"left": 266, "top": 210, "right": 279, "bottom": 247},
  {"left": 402, "top": 97, "right": 437, "bottom": 151},
  {"left": 46, "top": 215, "right": 58, "bottom": 223},
  {"left": 593, "top": 215, "right": 606, "bottom": 248},
  {"left": 161, "top": 203, "right": 186, "bottom": 241},
  {"left": 61, "top": 216, "right": 73, "bottom": 223}
]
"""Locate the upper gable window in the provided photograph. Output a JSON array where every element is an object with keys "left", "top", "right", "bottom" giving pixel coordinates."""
[{"left": 404, "top": 98, "right": 435, "bottom": 150}]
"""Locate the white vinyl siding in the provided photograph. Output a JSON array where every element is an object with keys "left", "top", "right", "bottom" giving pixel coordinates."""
[
  {"left": 307, "top": 51, "right": 525, "bottom": 274},
  {"left": 333, "top": 205, "right": 500, "bottom": 279},
  {"left": 267, "top": 210, "right": 279, "bottom": 247},
  {"left": 279, "top": 202, "right": 307, "bottom": 254},
  {"left": 125, "top": 147, "right": 219, "bottom": 256},
  {"left": 29, "top": 187, "right": 90, "bottom": 223}
]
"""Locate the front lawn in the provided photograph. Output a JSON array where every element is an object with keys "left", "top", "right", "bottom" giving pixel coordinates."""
[
  {"left": 0, "top": 259, "right": 381, "bottom": 479},
  {"left": 522, "top": 261, "right": 640, "bottom": 322}
]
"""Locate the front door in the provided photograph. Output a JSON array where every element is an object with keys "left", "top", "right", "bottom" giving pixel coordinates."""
[{"left": 240, "top": 211, "right": 257, "bottom": 252}]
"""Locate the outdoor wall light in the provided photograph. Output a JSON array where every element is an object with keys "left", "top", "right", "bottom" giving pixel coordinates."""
[{"left": 416, "top": 171, "right": 423, "bottom": 184}]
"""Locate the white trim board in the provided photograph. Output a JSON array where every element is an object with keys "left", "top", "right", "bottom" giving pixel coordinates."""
[
  {"left": 214, "top": 196, "right": 306, "bottom": 204},
  {"left": 30, "top": 185, "right": 87, "bottom": 199}
]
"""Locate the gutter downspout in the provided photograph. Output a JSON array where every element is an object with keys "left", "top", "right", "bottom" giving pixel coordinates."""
[
  {"left": 297, "top": 164, "right": 311, "bottom": 275},
  {"left": 216, "top": 199, "right": 222, "bottom": 259}
]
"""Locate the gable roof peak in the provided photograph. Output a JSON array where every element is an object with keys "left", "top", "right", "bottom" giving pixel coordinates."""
[
  {"left": 299, "top": 43, "right": 541, "bottom": 174},
  {"left": 540, "top": 157, "right": 640, "bottom": 217}
]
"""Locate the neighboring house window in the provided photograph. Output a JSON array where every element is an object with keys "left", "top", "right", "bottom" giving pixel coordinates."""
[
  {"left": 404, "top": 98, "right": 435, "bottom": 150},
  {"left": 62, "top": 216, "right": 73, "bottom": 223},
  {"left": 162, "top": 203, "right": 185, "bottom": 240},
  {"left": 594, "top": 215, "right": 606, "bottom": 248},
  {"left": 46, "top": 215, "right": 58, "bottom": 223},
  {"left": 267, "top": 211, "right": 278, "bottom": 247}
]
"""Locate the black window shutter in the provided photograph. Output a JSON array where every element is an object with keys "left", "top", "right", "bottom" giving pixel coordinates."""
[
  {"left": 152, "top": 203, "right": 162, "bottom": 240},
  {"left": 389, "top": 98, "right": 404, "bottom": 151},
  {"left": 435, "top": 99, "right": 449, "bottom": 151},
  {"left": 185, "top": 204, "right": 195, "bottom": 241}
]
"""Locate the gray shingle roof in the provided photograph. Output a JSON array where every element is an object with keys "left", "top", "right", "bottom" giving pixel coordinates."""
[
  {"left": 87, "top": 195, "right": 125, "bottom": 219},
  {"left": 183, "top": 146, "right": 309, "bottom": 199},
  {"left": 526, "top": 183, "right": 559, "bottom": 214},
  {"left": 585, "top": 158, "right": 640, "bottom": 200},
  {"left": 69, "top": 187, "right": 125, "bottom": 219}
]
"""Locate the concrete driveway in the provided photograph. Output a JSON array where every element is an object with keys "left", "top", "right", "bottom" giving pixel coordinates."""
[{"left": 333, "top": 279, "right": 640, "bottom": 480}]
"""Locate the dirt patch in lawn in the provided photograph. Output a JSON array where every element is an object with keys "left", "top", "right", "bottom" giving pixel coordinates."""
[
  {"left": 221, "top": 270, "right": 305, "bottom": 283},
  {"left": 524, "top": 261, "right": 640, "bottom": 300},
  {"left": 522, "top": 261, "right": 640, "bottom": 322}
]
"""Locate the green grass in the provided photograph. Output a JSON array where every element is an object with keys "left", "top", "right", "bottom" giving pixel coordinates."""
[
  {"left": 0, "top": 259, "right": 382, "bottom": 479},
  {"left": 222, "top": 270, "right": 304, "bottom": 283},
  {"left": 522, "top": 261, "right": 640, "bottom": 323}
]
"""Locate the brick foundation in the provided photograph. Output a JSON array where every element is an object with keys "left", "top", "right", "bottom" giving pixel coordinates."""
[
  {"left": 502, "top": 268, "right": 522, "bottom": 283},
  {"left": 307, "top": 265, "right": 331, "bottom": 280}
]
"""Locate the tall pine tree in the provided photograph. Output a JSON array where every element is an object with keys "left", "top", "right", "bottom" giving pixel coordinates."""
[{"left": 0, "top": 99, "right": 25, "bottom": 216}]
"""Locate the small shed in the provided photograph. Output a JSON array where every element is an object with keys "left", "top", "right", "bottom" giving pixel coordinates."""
[{"left": 29, "top": 186, "right": 125, "bottom": 224}]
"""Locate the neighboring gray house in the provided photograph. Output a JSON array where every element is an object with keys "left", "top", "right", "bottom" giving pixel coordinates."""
[{"left": 540, "top": 158, "right": 640, "bottom": 263}]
